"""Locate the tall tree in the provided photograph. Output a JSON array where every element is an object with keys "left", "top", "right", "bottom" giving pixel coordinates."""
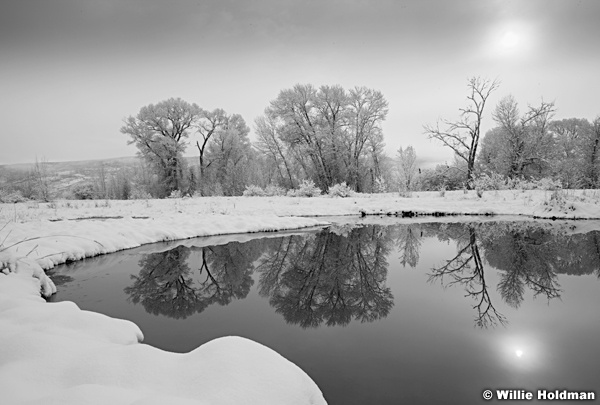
[
  {"left": 205, "top": 114, "right": 252, "bottom": 196},
  {"left": 347, "top": 86, "right": 388, "bottom": 192},
  {"left": 424, "top": 77, "right": 499, "bottom": 187},
  {"left": 194, "top": 108, "right": 227, "bottom": 195},
  {"left": 263, "top": 84, "right": 388, "bottom": 192},
  {"left": 121, "top": 98, "right": 200, "bottom": 197},
  {"left": 255, "top": 115, "right": 295, "bottom": 188}
]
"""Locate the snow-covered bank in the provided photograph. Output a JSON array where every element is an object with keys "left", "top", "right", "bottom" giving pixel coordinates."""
[
  {"left": 2, "top": 189, "right": 600, "bottom": 224},
  {"left": 0, "top": 214, "right": 328, "bottom": 405},
  {"left": 0, "top": 265, "right": 326, "bottom": 405}
]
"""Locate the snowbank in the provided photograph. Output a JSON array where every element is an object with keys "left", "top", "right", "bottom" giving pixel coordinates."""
[
  {"left": 0, "top": 213, "right": 329, "bottom": 405},
  {"left": 3, "top": 189, "right": 600, "bottom": 225},
  {"left": 0, "top": 265, "right": 326, "bottom": 405}
]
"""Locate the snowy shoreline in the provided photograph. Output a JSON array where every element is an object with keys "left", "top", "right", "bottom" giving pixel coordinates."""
[{"left": 2, "top": 191, "right": 600, "bottom": 404}]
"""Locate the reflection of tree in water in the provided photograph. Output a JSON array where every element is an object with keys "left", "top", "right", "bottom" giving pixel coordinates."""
[
  {"left": 122, "top": 222, "right": 600, "bottom": 325},
  {"left": 125, "top": 247, "right": 199, "bottom": 319},
  {"left": 393, "top": 224, "right": 422, "bottom": 268},
  {"left": 428, "top": 222, "right": 600, "bottom": 327},
  {"left": 257, "top": 226, "right": 394, "bottom": 328},
  {"left": 481, "top": 225, "right": 563, "bottom": 309},
  {"left": 125, "top": 242, "right": 258, "bottom": 319},
  {"left": 428, "top": 224, "right": 507, "bottom": 328}
]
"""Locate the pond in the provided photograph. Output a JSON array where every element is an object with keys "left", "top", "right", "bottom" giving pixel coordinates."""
[{"left": 47, "top": 219, "right": 600, "bottom": 404}]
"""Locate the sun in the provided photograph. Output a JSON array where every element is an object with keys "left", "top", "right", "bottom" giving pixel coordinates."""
[
  {"left": 500, "top": 31, "right": 520, "bottom": 48},
  {"left": 515, "top": 349, "right": 524, "bottom": 358}
]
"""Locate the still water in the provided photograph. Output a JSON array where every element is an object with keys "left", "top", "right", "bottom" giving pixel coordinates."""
[{"left": 48, "top": 220, "right": 600, "bottom": 404}]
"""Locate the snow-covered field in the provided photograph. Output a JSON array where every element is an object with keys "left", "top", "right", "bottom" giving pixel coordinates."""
[{"left": 1, "top": 190, "right": 600, "bottom": 404}]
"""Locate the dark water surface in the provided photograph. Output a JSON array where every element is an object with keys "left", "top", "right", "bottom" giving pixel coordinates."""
[{"left": 48, "top": 220, "right": 600, "bottom": 404}]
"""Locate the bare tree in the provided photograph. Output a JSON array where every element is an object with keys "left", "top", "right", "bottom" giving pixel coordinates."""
[
  {"left": 424, "top": 77, "right": 499, "bottom": 187},
  {"left": 33, "top": 156, "right": 51, "bottom": 201},
  {"left": 428, "top": 226, "right": 507, "bottom": 328},
  {"left": 95, "top": 162, "right": 107, "bottom": 199}
]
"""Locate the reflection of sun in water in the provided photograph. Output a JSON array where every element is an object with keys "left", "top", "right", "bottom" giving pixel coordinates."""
[
  {"left": 515, "top": 349, "right": 524, "bottom": 358},
  {"left": 501, "top": 31, "right": 520, "bottom": 48}
]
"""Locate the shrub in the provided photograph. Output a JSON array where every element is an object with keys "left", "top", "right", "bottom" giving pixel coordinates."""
[
  {"left": 328, "top": 182, "right": 353, "bottom": 198},
  {"left": 287, "top": 180, "right": 321, "bottom": 197},
  {"left": 167, "top": 190, "right": 182, "bottom": 199},
  {"left": 537, "top": 177, "right": 562, "bottom": 191},
  {"left": 130, "top": 187, "right": 152, "bottom": 200},
  {"left": 71, "top": 183, "right": 96, "bottom": 200},
  {"left": 513, "top": 177, "right": 562, "bottom": 191},
  {"left": 264, "top": 184, "right": 286, "bottom": 196},
  {"left": 471, "top": 173, "right": 510, "bottom": 191},
  {"left": 373, "top": 177, "right": 388, "bottom": 193},
  {"left": 0, "top": 190, "right": 28, "bottom": 203},
  {"left": 243, "top": 185, "right": 265, "bottom": 197}
]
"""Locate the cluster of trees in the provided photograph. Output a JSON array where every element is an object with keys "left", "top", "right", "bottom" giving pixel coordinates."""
[
  {"left": 479, "top": 103, "right": 600, "bottom": 188},
  {"left": 423, "top": 76, "right": 600, "bottom": 190},
  {"left": 120, "top": 98, "right": 259, "bottom": 198},
  {"left": 119, "top": 85, "right": 390, "bottom": 198},
  {"left": 255, "top": 84, "right": 389, "bottom": 192}
]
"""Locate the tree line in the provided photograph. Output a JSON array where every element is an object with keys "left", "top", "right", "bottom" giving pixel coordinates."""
[
  {"left": 123, "top": 79, "right": 600, "bottom": 198},
  {"left": 2, "top": 79, "right": 599, "bottom": 202}
]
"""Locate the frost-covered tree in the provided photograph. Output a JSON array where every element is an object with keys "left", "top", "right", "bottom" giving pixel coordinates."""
[
  {"left": 579, "top": 116, "right": 600, "bottom": 188},
  {"left": 204, "top": 114, "right": 252, "bottom": 196},
  {"left": 396, "top": 146, "right": 418, "bottom": 191},
  {"left": 255, "top": 115, "right": 295, "bottom": 188},
  {"left": 489, "top": 95, "right": 556, "bottom": 179},
  {"left": 550, "top": 118, "right": 592, "bottom": 188},
  {"left": 194, "top": 108, "right": 227, "bottom": 195},
  {"left": 262, "top": 84, "right": 388, "bottom": 192},
  {"left": 121, "top": 98, "right": 200, "bottom": 197}
]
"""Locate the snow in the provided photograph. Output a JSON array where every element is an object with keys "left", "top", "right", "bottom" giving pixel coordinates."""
[
  {"left": 1, "top": 190, "right": 600, "bottom": 404},
  {"left": 0, "top": 270, "right": 325, "bottom": 404},
  {"left": 3, "top": 189, "right": 600, "bottom": 225}
]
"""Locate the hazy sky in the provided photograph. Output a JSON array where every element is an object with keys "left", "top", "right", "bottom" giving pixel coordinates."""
[{"left": 1, "top": 0, "right": 599, "bottom": 166}]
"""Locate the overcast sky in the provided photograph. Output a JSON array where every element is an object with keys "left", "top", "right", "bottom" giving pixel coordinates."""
[{"left": 1, "top": 0, "right": 599, "bottom": 166}]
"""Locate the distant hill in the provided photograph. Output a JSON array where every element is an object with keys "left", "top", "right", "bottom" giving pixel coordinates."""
[{"left": 0, "top": 156, "right": 202, "bottom": 199}]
